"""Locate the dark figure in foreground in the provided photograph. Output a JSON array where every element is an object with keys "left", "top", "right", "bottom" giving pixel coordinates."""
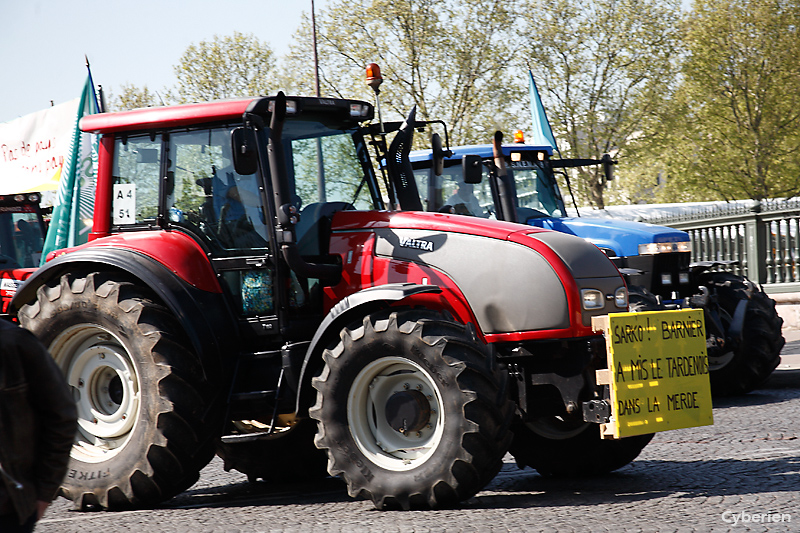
[{"left": 0, "top": 320, "right": 77, "bottom": 532}]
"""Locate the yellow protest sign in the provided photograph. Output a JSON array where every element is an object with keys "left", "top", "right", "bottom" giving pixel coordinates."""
[{"left": 592, "top": 309, "right": 714, "bottom": 439}]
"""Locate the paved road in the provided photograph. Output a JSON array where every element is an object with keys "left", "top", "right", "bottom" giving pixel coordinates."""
[{"left": 36, "top": 353, "right": 800, "bottom": 532}]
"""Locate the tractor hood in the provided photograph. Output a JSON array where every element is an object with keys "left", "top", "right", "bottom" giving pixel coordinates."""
[
  {"left": 330, "top": 210, "right": 626, "bottom": 336},
  {"left": 331, "top": 210, "right": 620, "bottom": 278},
  {"left": 526, "top": 215, "right": 690, "bottom": 258},
  {"left": 333, "top": 209, "right": 554, "bottom": 241}
]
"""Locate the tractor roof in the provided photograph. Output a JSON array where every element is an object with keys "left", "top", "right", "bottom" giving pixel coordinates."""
[
  {"left": 80, "top": 96, "right": 374, "bottom": 134},
  {"left": 80, "top": 99, "right": 253, "bottom": 134}
]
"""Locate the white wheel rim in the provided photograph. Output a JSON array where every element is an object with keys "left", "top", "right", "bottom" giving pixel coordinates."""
[
  {"left": 50, "top": 324, "right": 141, "bottom": 462},
  {"left": 347, "top": 356, "right": 445, "bottom": 471}
]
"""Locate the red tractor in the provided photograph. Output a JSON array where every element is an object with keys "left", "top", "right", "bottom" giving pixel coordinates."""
[
  {"left": 0, "top": 192, "right": 47, "bottom": 314},
  {"left": 11, "top": 94, "right": 680, "bottom": 511}
]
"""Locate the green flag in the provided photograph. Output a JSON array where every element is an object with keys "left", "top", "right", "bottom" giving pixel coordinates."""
[
  {"left": 40, "top": 75, "right": 99, "bottom": 264},
  {"left": 528, "top": 71, "right": 559, "bottom": 151}
]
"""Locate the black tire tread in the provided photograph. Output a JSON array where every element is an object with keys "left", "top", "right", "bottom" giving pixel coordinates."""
[
  {"left": 509, "top": 419, "right": 654, "bottom": 477},
  {"left": 700, "top": 272, "right": 784, "bottom": 396},
  {"left": 310, "top": 308, "right": 514, "bottom": 510},
  {"left": 18, "top": 271, "right": 219, "bottom": 510}
]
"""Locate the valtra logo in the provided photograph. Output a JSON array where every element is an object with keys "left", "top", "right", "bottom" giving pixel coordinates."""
[{"left": 399, "top": 236, "right": 434, "bottom": 252}]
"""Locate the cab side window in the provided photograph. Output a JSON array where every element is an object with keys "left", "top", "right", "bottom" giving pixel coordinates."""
[{"left": 112, "top": 136, "right": 161, "bottom": 225}]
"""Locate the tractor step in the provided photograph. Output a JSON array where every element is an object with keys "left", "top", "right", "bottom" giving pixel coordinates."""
[
  {"left": 229, "top": 390, "right": 276, "bottom": 402},
  {"left": 220, "top": 431, "right": 277, "bottom": 444}
]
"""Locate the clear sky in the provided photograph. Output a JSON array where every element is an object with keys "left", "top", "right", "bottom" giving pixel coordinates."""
[{"left": 0, "top": 0, "right": 328, "bottom": 124}]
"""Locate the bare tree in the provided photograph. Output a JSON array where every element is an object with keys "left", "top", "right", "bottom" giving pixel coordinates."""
[
  {"left": 522, "top": 0, "right": 683, "bottom": 209},
  {"left": 281, "top": 0, "right": 524, "bottom": 145}
]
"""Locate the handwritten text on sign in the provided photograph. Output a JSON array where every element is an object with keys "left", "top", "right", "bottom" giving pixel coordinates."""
[{"left": 592, "top": 309, "right": 714, "bottom": 439}]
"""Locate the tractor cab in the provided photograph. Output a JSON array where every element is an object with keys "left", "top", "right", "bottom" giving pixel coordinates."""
[{"left": 0, "top": 192, "right": 47, "bottom": 314}]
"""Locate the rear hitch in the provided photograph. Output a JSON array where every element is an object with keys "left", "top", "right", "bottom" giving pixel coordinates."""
[{"left": 582, "top": 399, "right": 611, "bottom": 424}]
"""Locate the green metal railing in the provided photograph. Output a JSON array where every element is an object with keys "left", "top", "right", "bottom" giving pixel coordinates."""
[{"left": 640, "top": 199, "right": 800, "bottom": 294}]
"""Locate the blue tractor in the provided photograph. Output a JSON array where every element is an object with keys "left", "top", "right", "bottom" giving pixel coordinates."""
[{"left": 407, "top": 132, "right": 784, "bottom": 396}]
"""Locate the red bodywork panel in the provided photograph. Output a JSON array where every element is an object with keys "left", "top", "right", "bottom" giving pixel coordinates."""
[
  {"left": 1, "top": 268, "right": 36, "bottom": 314},
  {"left": 325, "top": 210, "right": 591, "bottom": 341},
  {"left": 48, "top": 230, "right": 221, "bottom": 293},
  {"left": 89, "top": 135, "right": 115, "bottom": 240},
  {"left": 80, "top": 100, "right": 253, "bottom": 134}
]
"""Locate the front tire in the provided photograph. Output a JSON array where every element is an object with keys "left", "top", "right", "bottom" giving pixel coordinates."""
[
  {"left": 309, "top": 309, "right": 514, "bottom": 510},
  {"left": 18, "top": 272, "right": 219, "bottom": 509},
  {"left": 509, "top": 415, "right": 654, "bottom": 477},
  {"left": 700, "top": 272, "right": 784, "bottom": 396}
]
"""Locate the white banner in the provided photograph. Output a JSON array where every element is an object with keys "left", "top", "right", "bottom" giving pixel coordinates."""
[{"left": 0, "top": 99, "right": 80, "bottom": 195}]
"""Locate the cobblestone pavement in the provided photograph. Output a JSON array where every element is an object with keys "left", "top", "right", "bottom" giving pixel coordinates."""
[{"left": 36, "top": 365, "right": 799, "bottom": 532}]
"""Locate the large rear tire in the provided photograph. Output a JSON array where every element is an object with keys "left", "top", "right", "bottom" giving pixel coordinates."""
[
  {"left": 699, "top": 272, "right": 784, "bottom": 396},
  {"left": 509, "top": 415, "right": 654, "bottom": 477},
  {"left": 309, "top": 309, "right": 514, "bottom": 510},
  {"left": 18, "top": 272, "right": 219, "bottom": 510}
]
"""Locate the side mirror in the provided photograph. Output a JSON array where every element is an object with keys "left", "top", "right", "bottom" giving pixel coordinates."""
[
  {"left": 231, "top": 127, "right": 258, "bottom": 175},
  {"left": 432, "top": 133, "right": 446, "bottom": 176},
  {"left": 601, "top": 153, "right": 616, "bottom": 182},
  {"left": 462, "top": 154, "right": 483, "bottom": 184}
]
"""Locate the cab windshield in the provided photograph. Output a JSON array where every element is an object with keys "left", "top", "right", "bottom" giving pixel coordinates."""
[
  {"left": 282, "top": 120, "right": 378, "bottom": 211},
  {"left": 0, "top": 207, "right": 45, "bottom": 268},
  {"left": 506, "top": 160, "right": 567, "bottom": 219},
  {"left": 411, "top": 157, "right": 566, "bottom": 220}
]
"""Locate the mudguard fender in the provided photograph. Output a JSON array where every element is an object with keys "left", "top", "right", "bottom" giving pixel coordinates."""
[
  {"left": 294, "top": 282, "right": 442, "bottom": 414},
  {"left": 10, "top": 248, "right": 232, "bottom": 385}
]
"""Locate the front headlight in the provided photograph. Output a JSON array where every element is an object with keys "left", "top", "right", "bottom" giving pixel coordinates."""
[
  {"left": 581, "top": 289, "right": 604, "bottom": 310},
  {"left": 268, "top": 99, "right": 298, "bottom": 114},
  {"left": 638, "top": 241, "right": 691, "bottom": 255},
  {"left": 350, "top": 103, "right": 371, "bottom": 117},
  {"left": 615, "top": 286, "right": 628, "bottom": 308}
]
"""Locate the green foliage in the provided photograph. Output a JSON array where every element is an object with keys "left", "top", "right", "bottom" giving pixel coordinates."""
[
  {"left": 105, "top": 0, "right": 800, "bottom": 207},
  {"left": 111, "top": 83, "right": 162, "bottom": 111},
  {"left": 657, "top": 0, "right": 800, "bottom": 201},
  {"left": 173, "top": 31, "right": 276, "bottom": 103},
  {"left": 522, "top": 0, "right": 683, "bottom": 209}
]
